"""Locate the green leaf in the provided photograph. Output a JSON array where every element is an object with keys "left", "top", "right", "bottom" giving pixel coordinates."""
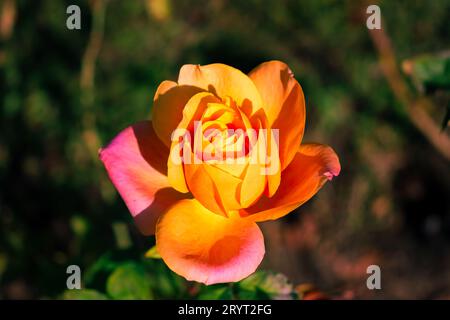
[
  {"left": 404, "top": 54, "right": 450, "bottom": 93},
  {"left": 197, "top": 285, "right": 233, "bottom": 300},
  {"left": 106, "top": 263, "right": 153, "bottom": 300},
  {"left": 236, "top": 271, "right": 294, "bottom": 300},
  {"left": 63, "top": 289, "right": 108, "bottom": 300},
  {"left": 144, "top": 245, "right": 161, "bottom": 259},
  {"left": 142, "top": 259, "right": 188, "bottom": 299},
  {"left": 84, "top": 252, "right": 122, "bottom": 288},
  {"left": 84, "top": 249, "right": 141, "bottom": 288}
]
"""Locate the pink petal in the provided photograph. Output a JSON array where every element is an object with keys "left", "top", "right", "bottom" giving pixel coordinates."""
[{"left": 99, "top": 121, "right": 188, "bottom": 235}]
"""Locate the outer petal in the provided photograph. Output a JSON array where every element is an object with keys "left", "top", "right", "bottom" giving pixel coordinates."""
[
  {"left": 249, "top": 61, "right": 306, "bottom": 170},
  {"left": 241, "top": 143, "right": 340, "bottom": 222},
  {"left": 99, "top": 121, "right": 188, "bottom": 235},
  {"left": 178, "top": 63, "right": 263, "bottom": 112},
  {"left": 152, "top": 80, "right": 203, "bottom": 147},
  {"left": 156, "top": 199, "right": 265, "bottom": 285}
]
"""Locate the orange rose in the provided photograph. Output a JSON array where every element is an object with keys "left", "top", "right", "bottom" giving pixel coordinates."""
[{"left": 100, "top": 61, "right": 340, "bottom": 284}]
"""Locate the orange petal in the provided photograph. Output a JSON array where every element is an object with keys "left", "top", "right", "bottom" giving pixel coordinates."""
[
  {"left": 249, "top": 61, "right": 306, "bottom": 170},
  {"left": 241, "top": 143, "right": 340, "bottom": 222},
  {"left": 178, "top": 63, "right": 263, "bottom": 111},
  {"left": 156, "top": 199, "right": 265, "bottom": 285},
  {"left": 183, "top": 162, "right": 227, "bottom": 215},
  {"left": 176, "top": 91, "right": 222, "bottom": 134},
  {"left": 167, "top": 92, "right": 220, "bottom": 193},
  {"left": 152, "top": 80, "right": 203, "bottom": 147},
  {"left": 99, "top": 121, "right": 189, "bottom": 235},
  {"left": 184, "top": 160, "right": 243, "bottom": 216},
  {"left": 249, "top": 110, "right": 282, "bottom": 198},
  {"left": 265, "top": 128, "right": 282, "bottom": 197},
  {"left": 203, "top": 163, "right": 243, "bottom": 211},
  {"left": 239, "top": 130, "right": 268, "bottom": 208}
]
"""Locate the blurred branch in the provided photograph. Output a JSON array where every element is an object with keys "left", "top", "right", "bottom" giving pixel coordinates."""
[
  {"left": 0, "top": 0, "right": 16, "bottom": 65},
  {"left": 0, "top": 0, "right": 15, "bottom": 39},
  {"left": 80, "top": 0, "right": 107, "bottom": 161},
  {"left": 368, "top": 27, "right": 450, "bottom": 161},
  {"left": 81, "top": 0, "right": 106, "bottom": 92}
]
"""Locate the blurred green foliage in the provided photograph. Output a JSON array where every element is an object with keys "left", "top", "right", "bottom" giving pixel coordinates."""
[
  {"left": 403, "top": 53, "right": 450, "bottom": 128},
  {"left": 62, "top": 247, "right": 296, "bottom": 300},
  {"left": 1, "top": 0, "right": 449, "bottom": 299}
]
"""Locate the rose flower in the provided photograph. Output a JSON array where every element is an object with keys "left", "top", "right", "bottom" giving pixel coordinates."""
[{"left": 100, "top": 61, "right": 340, "bottom": 285}]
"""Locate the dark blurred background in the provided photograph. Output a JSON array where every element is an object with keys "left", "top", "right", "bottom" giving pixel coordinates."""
[{"left": 1, "top": 0, "right": 450, "bottom": 299}]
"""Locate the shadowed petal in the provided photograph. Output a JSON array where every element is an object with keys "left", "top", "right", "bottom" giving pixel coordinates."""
[
  {"left": 99, "top": 121, "right": 188, "bottom": 235},
  {"left": 152, "top": 80, "right": 203, "bottom": 147}
]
